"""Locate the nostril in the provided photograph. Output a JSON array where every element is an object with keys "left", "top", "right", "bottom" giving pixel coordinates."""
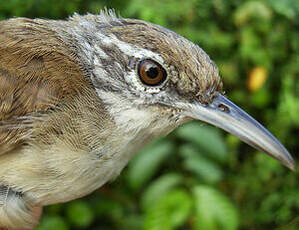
[{"left": 218, "top": 103, "right": 230, "bottom": 113}]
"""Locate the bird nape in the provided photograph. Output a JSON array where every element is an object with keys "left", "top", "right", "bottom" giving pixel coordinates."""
[{"left": 0, "top": 10, "right": 295, "bottom": 229}]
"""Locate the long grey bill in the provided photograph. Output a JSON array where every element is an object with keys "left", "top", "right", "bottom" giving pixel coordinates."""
[{"left": 183, "top": 94, "right": 295, "bottom": 171}]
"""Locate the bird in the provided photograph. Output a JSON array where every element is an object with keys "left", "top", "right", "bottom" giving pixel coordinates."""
[{"left": 0, "top": 10, "right": 295, "bottom": 229}]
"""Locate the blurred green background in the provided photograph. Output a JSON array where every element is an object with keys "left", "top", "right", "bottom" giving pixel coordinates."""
[{"left": 1, "top": 0, "right": 298, "bottom": 229}]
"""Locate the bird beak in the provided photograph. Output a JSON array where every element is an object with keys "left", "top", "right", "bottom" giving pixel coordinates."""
[{"left": 182, "top": 93, "right": 295, "bottom": 171}]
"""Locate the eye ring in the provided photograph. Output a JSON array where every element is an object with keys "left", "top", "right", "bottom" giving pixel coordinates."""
[{"left": 137, "top": 59, "right": 167, "bottom": 86}]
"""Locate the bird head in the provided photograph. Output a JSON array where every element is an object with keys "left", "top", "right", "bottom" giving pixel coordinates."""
[{"left": 65, "top": 12, "right": 295, "bottom": 170}]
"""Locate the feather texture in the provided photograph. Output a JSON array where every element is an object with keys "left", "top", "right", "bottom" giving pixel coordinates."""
[
  {"left": 0, "top": 11, "right": 222, "bottom": 229},
  {"left": 0, "top": 17, "right": 91, "bottom": 155}
]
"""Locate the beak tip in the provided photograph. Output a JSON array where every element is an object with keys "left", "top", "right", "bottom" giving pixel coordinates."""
[
  {"left": 281, "top": 151, "right": 296, "bottom": 171},
  {"left": 272, "top": 149, "right": 296, "bottom": 171},
  {"left": 278, "top": 151, "right": 296, "bottom": 171},
  {"left": 287, "top": 159, "right": 296, "bottom": 171}
]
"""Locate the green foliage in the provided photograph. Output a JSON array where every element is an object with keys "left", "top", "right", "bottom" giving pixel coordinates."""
[
  {"left": 127, "top": 139, "right": 174, "bottom": 190},
  {"left": 193, "top": 186, "right": 239, "bottom": 230},
  {"left": 141, "top": 173, "right": 183, "bottom": 210},
  {"left": 66, "top": 201, "right": 95, "bottom": 227},
  {"left": 1, "top": 0, "right": 298, "bottom": 229},
  {"left": 176, "top": 122, "right": 227, "bottom": 163},
  {"left": 144, "top": 189, "right": 192, "bottom": 230},
  {"left": 179, "top": 144, "right": 224, "bottom": 183},
  {"left": 36, "top": 216, "right": 69, "bottom": 230}
]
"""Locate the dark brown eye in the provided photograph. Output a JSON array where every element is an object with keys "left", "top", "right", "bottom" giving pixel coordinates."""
[{"left": 138, "top": 59, "right": 167, "bottom": 86}]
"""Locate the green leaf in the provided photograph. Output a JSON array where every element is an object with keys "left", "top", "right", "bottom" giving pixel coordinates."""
[
  {"left": 267, "top": 0, "right": 298, "bottom": 19},
  {"left": 66, "top": 200, "right": 94, "bottom": 227},
  {"left": 36, "top": 216, "right": 69, "bottom": 230},
  {"left": 192, "top": 185, "right": 239, "bottom": 230},
  {"left": 144, "top": 189, "right": 192, "bottom": 230},
  {"left": 180, "top": 144, "right": 223, "bottom": 183},
  {"left": 127, "top": 139, "right": 174, "bottom": 190},
  {"left": 142, "top": 173, "right": 183, "bottom": 210},
  {"left": 176, "top": 122, "right": 227, "bottom": 163}
]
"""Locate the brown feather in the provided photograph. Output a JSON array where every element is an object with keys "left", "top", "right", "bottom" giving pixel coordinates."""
[{"left": 0, "top": 18, "right": 91, "bottom": 155}]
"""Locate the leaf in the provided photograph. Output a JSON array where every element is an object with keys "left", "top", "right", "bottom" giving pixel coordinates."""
[
  {"left": 180, "top": 144, "right": 223, "bottom": 183},
  {"left": 142, "top": 173, "right": 183, "bottom": 210},
  {"left": 66, "top": 200, "right": 94, "bottom": 227},
  {"left": 176, "top": 122, "right": 227, "bottom": 163},
  {"left": 36, "top": 216, "right": 69, "bottom": 230},
  {"left": 127, "top": 139, "right": 174, "bottom": 190},
  {"left": 144, "top": 189, "right": 192, "bottom": 230},
  {"left": 267, "top": 0, "right": 298, "bottom": 19},
  {"left": 192, "top": 185, "right": 239, "bottom": 230}
]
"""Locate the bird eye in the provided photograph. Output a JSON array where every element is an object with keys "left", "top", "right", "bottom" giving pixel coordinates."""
[{"left": 137, "top": 59, "right": 167, "bottom": 86}]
